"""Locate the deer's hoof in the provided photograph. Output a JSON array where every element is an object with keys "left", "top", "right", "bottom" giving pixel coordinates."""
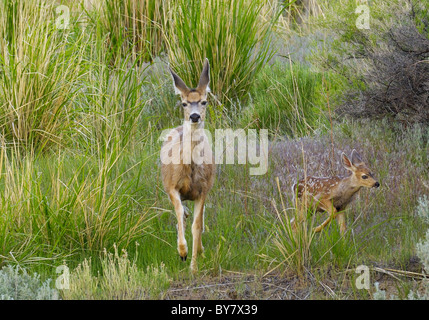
[{"left": 180, "top": 254, "right": 187, "bottom": 261}]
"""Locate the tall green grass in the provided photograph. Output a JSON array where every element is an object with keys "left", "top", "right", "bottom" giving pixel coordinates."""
[
  {"left": 0, "top": 0, "right": 89, "bottom": 150},
  {"left": 164, "top": 0, "right": 281, "bottom": 105},
  {"left": 92, "top": 0, "right": 168, "bottom": 63},
  {"left": 241, "top": 60, "right": 327, "bottom": 137},
  {"left": 0, "top": 143, "right": 156, "bottom": 267}
]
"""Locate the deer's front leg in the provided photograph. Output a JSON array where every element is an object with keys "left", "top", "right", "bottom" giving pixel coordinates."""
[
  {"left": 336, "top": 212, "right": 346, "bottom": 234},
  {"left": 191, "top": 196, "right": 205, "bottom": 273},
  {"left": 169, "top": 190, "right": 187, "bottom": 261},
  {"left": 314, "top": 200, "right": 337, "bottom": 233}
]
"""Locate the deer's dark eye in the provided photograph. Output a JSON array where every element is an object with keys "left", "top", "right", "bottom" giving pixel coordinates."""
[
  {"left": 201, "top": 101, "right": 207, "bottom": 106},
  {"left": 362, "top": 175, "right": 368, "bottom": 179},
  {"left": 182, "top": 102, "right": 188, "bottom": 107}
]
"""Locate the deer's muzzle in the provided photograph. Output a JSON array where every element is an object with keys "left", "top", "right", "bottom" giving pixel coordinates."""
[{"left": 190, "top": 113, "right": 201, "bottom": 123}]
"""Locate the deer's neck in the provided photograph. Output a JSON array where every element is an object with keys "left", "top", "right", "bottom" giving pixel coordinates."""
[
  {"left": 181, "top": 121, "right": 208, "bottom": 165},
  {"left": 338, "top": 174, "right": 362, "bottom": 198},
  {"left": 183, "top": 120, "right": 204, "bottom": 132}
]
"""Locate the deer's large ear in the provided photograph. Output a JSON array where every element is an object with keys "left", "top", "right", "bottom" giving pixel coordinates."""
[
  {"left": 170, "top": 67, "right": 190, "bottom": 96},
  {"left": 351, "top": 149, "right": 364, "bottom": 166},
  {"left": 196, "top": 58, "right": 210, "bottom": 93},
  {"left": 341, "top": 152, "right": 355, "bottom": 172}
]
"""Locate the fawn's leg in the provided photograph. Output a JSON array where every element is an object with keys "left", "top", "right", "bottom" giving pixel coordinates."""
[
  {"left": 336, "top": 212, "right": 346, "bottom": 234},
  {"left": 191, "top": 195, "right": 205, "bottom": 273},
  {"left": 169, "top": 190, "right": 188, "bottom": 261},
  {"left": 314, "top": 201, "right": 337, "bottom": 233}
]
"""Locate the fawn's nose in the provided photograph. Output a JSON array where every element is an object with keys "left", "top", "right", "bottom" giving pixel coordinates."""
[
  {"left": 374, "top": 181, "right": 380, "bottom": 188},
  {"left": 190, "top": 113, "right": 201, "bottom": 123}
]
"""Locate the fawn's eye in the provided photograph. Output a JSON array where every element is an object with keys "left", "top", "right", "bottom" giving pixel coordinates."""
[
  {"left": 182, "top": 102, "right": 188, "bottom": 107},
  {"left": 362, "top": 175, "right": 368, "bottom": 179},
  {"left": 201, "top": 101, "right": 207, "bottom": 106}
]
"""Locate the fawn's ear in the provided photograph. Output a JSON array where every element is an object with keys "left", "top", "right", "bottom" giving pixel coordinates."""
[
  {"left": 170, "top": 67, "right": 190, "bottom": 96},
  {"left": 341, "top": 152, "right": 355, "bottom": 172},
  {"left": 196, "top": 58, "right": 211, "bottom": 93},
  {"left": 351, "top": 149, "right": 364, "bottom": 166}
]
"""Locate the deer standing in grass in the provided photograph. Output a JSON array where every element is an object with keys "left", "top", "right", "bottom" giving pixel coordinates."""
[
  {"left": 160, "top": 59, "right": 215, "bottom": 273},
  {"left": 292, "top": 150, "right": 380, "bottom": 234}
]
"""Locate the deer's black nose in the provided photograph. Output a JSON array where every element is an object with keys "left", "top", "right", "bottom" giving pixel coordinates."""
[
  {"left": 190, "top": 113, "right": 201, "bottom": 123},
  {"left": 374, "top": 182, "right": 380, "bottom": 188}
]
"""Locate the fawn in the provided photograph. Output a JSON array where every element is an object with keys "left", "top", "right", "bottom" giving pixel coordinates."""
[
  {"left": 292, "top": 149, "right": 379, "bottom": 234},
  {"left": 160, "top": 59, "right": 215, "bottom": 273}
]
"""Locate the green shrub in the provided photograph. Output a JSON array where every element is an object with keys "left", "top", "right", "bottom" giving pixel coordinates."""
[
  {"left": 315, "top": 0, "right": 429, "bottom": 126},
  {"left": 0, "top": 265, "right": 59, "bottom": 300}
]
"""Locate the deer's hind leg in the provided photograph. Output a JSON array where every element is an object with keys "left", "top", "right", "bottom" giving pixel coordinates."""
[
  {"left": 190, "top": 195, "right": 205, "bottom": 273},
  {"left": 169, "top": 189, "right": 188, "bottom": 261},
  {"left": 313, "top": 200, "right": 337, "bottom": 233}
]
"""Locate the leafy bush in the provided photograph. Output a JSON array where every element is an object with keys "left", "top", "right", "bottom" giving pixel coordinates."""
[{"left": 0, "top": 265, "right": 58, "bottom": 300}]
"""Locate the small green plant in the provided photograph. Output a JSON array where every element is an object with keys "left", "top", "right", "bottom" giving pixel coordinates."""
[{"left": 0, "top": 265, "right": 59, "bottom": 300}]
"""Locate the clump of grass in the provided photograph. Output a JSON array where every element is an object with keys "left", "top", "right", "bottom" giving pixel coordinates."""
[
  {"left": 262, "top": 178, "right": 316, "bottom": 277},
  {"left": 90, "top": 0, "right": 167, "bottom": 63},
  {"left": 164, "top": 0, "right": 280, "bottom": 105},
  {"left": 62, "top": 246, "right": 170, "bottom": 300},
  {"left": 0, "top": 0, "right": 89, "bottom": 150},
  {"left": 75, "top": 48, "right": 150, "bottom": 152}
]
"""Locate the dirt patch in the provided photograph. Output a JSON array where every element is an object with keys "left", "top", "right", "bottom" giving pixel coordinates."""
[
  {"left": 164, "top": 272, "right": 309, "bottom": 300},
  {"left": 164, "top": 265, "right": 426, "bottom": 300}
]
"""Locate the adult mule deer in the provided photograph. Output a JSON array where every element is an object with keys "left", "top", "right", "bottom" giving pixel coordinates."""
[
  {"left": 292, "top": 149, "right": 380, "bottom": 234},
  {"left": 160, "top": 59, "right": 215, "bottom": 273}
]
